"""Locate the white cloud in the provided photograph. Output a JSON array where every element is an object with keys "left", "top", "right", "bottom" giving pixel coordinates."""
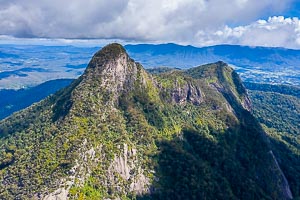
[
  {"left": 0, "top": 0, "right": 299, "bottom": 48},
  {"left": 202, "top": 16, "right": 300, "bottom": 49}
]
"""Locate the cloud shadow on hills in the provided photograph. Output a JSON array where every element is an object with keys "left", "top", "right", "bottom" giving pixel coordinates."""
[{"left": 137, "top": 118, "right": 298, "bottom": 200}]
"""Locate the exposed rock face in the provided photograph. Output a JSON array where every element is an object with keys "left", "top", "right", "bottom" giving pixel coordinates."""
[
  {"left": 107, "top": 144, "right": 150, "bottom": 196},
  {"left": 171, "top": 83, "right": 203, "bottom": 105},
  {"left": 108, "top": 144, "right": 131, "bottom": 181},
  {"left": 83, "top": 44, "right": 146, "bottom": 95},
  {"left": 269, "top": 151, "right": 293, "bottom": 200},
  {"left": 43, "top": 188, "right": 68, "bottom": 200},
  {"left": 241, "top": 94, "right": 252, "bottom": 111}
]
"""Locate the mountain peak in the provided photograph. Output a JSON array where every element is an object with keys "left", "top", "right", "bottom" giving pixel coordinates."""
[
  {"left": 215, "top": 60, "right": 227, "bottom": 66},
  {"left": 86, "top": 43, "right": 128, "bottom": 72},
  {"left": 50, "top": 43, "right": 140, "bottom": 121},
  {"left": 69, "top": 43, "right": 150, "bottom": 110},
  {"left": 83, "top": 43, "right": 132, "bottom": 80},
  {"left": 94, "top": 43, "right": 126, "bottom": 59}
]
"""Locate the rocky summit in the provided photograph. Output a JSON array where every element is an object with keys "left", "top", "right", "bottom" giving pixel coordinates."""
[{"left": 0, "top": 43, "right": 294, "bottom": 199}]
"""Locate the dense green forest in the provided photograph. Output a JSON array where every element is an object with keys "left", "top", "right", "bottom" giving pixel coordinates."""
[
  {"left": 250, "top": 90, "right": 299, "bottom": 134},
  {"left": 245, "top": 82, "right": 300, "bottom": 98},
  {"left": 247, "top": 84, "right": 300, "bottom": 199}
]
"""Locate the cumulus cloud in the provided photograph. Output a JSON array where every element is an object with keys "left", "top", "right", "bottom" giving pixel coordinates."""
[
  {"left": 201, "top": 16, "right": 300, "bottom": 49},
  {"left": 0, "top": 0, "right": 299, "bottom": 48}
]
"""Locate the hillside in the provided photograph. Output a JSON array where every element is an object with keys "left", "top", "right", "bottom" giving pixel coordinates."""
[
  {"left": 248, "top": 87, "right": 300, "bottom": 199},
  {"left": 0, "top": 44, "right": 295, "bottom": 199}
]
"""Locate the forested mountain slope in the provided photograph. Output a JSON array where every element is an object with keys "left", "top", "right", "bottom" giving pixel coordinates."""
[
  {"left": 0, "top": 44, "right": 295, "bottom": 199},
  {"left": 247, "top": 84, "right": 300, "bottom": 199}
]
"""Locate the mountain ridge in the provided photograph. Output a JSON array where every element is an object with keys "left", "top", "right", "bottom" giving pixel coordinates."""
[
  {"left": 0, "top": 43, "right": 294, "bottom": 199},
  {"left": 125, "top": 43, "right": 300, "bottom": 85}
]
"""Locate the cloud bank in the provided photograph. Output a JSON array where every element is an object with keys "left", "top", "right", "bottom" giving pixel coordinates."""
[
  {"left": 201, "top": 16, "right": 300, "bottom": 49},
  {"left": 0, "top": 0, "right": 299, "bottom": 48}
]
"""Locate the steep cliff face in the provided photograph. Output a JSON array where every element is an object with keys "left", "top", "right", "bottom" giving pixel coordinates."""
[
  {"left": 0, "top": 44, "right": 293, "bottom": 200},
  {"left": 81, "top": 44, "right": 147, "bottom": 99}
]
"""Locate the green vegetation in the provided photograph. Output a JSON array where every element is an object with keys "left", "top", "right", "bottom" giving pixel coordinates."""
[
  {"left": 0, "top": 44, "right": 298, "bottom": 199},
  {"left": 247, "top": 85, "right": 300, "bottom": 198},
  {"left": 245, "top": 82, "right": 300, "bottom": 98},
  {"left": 146, "top": 67, "right": 179, "bottom": 74},
  {"left": 250, "top": 91, "right": 299, "bottom": 135}
]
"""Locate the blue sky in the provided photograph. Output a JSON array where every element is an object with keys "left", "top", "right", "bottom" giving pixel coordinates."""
[
  {"left": 285, "top": 1, "right": 300, "bottom": 17},
  {"left": 0, "top": 0, "right": 300, "bottom": 48}
]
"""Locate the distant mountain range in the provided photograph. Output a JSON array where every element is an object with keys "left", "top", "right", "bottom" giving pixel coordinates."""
[
  {"left": 126, "top": 43, "right": 300, "bottom": 85},
  {"left": 0, "top": 43, "right": 300, "bottom": 89}
]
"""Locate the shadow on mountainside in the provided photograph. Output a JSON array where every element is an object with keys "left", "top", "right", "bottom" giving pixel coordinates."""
[
  {"left": 268, "top": 136, "right": 300, "bottom": 199},
  {"left": 138, "top": 110, "right": 298, "bottom": 200}
]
